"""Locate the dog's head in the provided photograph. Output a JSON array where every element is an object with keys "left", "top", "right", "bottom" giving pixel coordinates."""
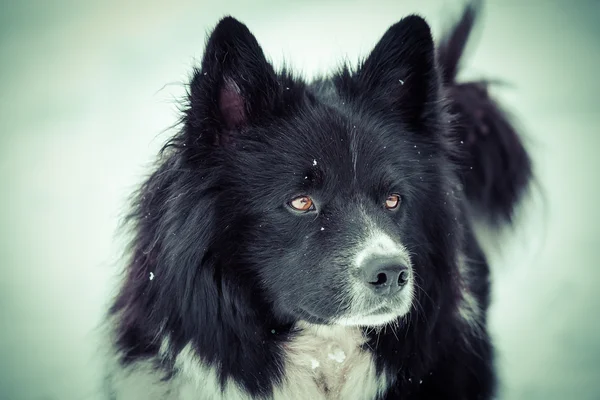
[
  {"left": 126, "top": 16, "right": 461, "bottom": 332},
  {"left": 180, "top": 16, "right": 461, "bottom": 328}
]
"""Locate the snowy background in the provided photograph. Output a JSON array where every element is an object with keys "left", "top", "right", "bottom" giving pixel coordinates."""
[{"left": 1, "top": 0, "right": 599, "bottom": 399}]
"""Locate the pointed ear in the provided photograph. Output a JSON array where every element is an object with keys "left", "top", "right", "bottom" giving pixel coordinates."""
[
  {"left": 357, "top": 16, "right": 439, "bottom": 125},
  {"left": 186, "top": 17, "right": 279, "bottom": 145}
]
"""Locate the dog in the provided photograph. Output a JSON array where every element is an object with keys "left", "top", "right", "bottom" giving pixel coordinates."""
[{"left": 104, "top": 2, "right": 532, "bottom": 399}]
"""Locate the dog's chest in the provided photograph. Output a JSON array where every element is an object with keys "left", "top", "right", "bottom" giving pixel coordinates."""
[{"left": 274, "top": 324, "right": 387, "bottom": 400}]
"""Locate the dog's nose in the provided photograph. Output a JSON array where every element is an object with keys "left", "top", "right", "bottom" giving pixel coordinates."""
[{"left": 362, "top": 256, "right": 410, "bottom": 296}]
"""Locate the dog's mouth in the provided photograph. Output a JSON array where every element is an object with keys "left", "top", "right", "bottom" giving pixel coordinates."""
[
  {"left": 332, "top": 272, "right": 415, "bottom": 327},
  {"left": 297, "top": 298, "right": 411, "bottom": 328},
  {"left": 294, "top": 273, "right": 415, "bottom": 327},
  {"left": 332, "top": 302, "right": 409, "bottom": 327}
]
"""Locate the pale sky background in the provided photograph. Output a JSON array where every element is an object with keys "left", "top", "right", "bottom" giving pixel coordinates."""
[{"left": 1, "top": 0, "right": 599, "bottom": 399}]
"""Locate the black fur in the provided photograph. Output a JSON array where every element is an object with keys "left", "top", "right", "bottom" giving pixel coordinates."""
[
  {"left": 108, "top": 3, "right": 531, "bottom": 399},
  {"left": 438, "top": 1, "right": 532, "bottom": 223}
]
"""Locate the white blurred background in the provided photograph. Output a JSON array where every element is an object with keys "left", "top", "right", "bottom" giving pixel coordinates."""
[{"left": 1, "top": 0, "right": 599, "bottom": 399}]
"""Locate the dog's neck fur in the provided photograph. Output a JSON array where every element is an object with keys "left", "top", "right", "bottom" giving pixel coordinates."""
[
  {"left": 108, "top": 321, "right": 389, "bottom": 400},
  {"left": 274, "top": 322, "right": 388, "bottom": 400}
]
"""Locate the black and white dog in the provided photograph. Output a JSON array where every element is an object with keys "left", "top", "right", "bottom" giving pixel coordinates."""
[{"left": 105, "top": 2, "right": 532, "bottom": 399}]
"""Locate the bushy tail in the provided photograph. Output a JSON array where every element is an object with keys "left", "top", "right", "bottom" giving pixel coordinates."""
[{"left": 438, "top": 1, "right": 532, "bottom": 224}]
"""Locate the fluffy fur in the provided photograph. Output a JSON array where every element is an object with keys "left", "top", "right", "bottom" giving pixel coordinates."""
[{"left": 105, "top": 2, "right": 532, "bottom": 399}]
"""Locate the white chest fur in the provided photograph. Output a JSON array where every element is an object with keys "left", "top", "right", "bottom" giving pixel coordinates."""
[
  {"left": 107, "top": 323, "right": 389, "bottom": 400},
  {"left": 273, "top": 322, "right": 388, "bottom": 400}
]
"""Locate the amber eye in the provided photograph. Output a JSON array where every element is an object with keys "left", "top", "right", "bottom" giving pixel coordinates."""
[
  {"left": 289, "top": 196, "right": 315, "bottom": 212},
  {"left": 385, "top": 194, "right": 401, "bottom": 210}
]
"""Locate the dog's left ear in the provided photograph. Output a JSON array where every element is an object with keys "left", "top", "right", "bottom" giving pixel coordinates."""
[
  {"left": 356, "top": 16, "right": 439, "bottom": 125},
  {"left": 186, "top": 17, "right": 279, "bottom": 146}
]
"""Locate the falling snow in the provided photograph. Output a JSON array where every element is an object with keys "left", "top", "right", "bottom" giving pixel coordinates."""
[
  {"left": 312, "top": 159, "right": 317, "bottom": 166},
  {"left": 327, "top": 348, "right": 346, "bottom": 363},
  {"left": 149, "top": 272, "right": 154, "bottom": 281}
]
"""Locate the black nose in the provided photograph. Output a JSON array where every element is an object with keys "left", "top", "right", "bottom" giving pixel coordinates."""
[{"left": 362, "top": 256, "right": 410, "bottom": 296}]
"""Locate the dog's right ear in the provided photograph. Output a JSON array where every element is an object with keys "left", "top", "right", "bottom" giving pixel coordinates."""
[{"left": 185, "top": 17, "right": 279, "bottom": 146}]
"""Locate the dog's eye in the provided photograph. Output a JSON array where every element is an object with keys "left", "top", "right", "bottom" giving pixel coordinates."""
[
  {"left": 385, "top": 194, "right": 401, "bottom": 210},
  {"left": 289, "top": 196, "right": 315, "bottom": 212}
]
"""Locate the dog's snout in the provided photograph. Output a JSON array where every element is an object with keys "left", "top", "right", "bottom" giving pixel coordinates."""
[{"left": 362, "top": 256, "right": 410, "bottom": 296}]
